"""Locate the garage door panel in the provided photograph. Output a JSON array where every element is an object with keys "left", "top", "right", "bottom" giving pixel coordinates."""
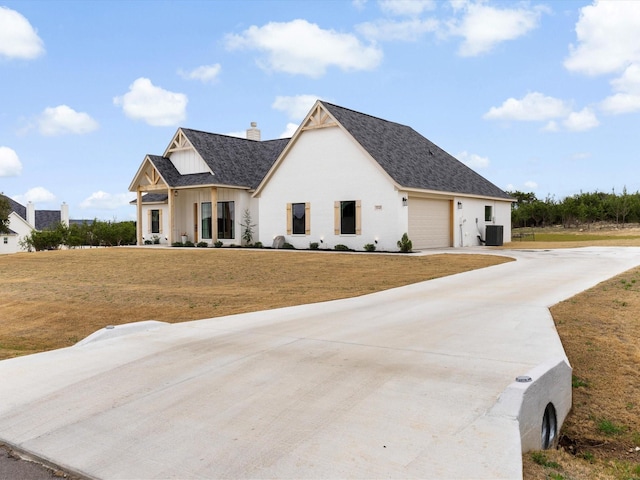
[{"left": 408, "top": 198, "right": 451, "bottom": 249}]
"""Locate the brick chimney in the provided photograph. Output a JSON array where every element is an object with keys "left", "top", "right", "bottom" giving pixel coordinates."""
[{"left": 246, "top": 122, "right": 261, "bottom": 141}]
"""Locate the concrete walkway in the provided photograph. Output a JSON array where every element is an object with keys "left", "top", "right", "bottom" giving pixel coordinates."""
[{"left": 1, "top": 247, "right": 639, "bottom": 479}]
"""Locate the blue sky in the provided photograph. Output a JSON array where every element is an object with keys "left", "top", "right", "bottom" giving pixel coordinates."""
[{"left": 1, "top": 0, "right": 639, "bottom": 221}]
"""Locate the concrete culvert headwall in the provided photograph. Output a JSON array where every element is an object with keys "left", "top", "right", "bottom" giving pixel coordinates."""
[{"left": 490, "top": 357, "right": 572, "bottom": 452}]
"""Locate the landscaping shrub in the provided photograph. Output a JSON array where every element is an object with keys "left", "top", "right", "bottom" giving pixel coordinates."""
[
  {"left": 253, "top": 241, "right": 263, "bottom": 248},
  {"left": 397, "top": 233, "right": 412, "bottom": 253},
  {"left": 364, "top": 243, "right": 376, "bottom": 252},
  {"left": 214, "top": 241, "right": 223, "bottom": 248},
  {"left": 197, "top": 241, "right": 208, "bottom": 248},
  {"left": 282, "top": 242, "right": 295, "bottom": 249},
  {"left": 334, "top": 244, "right": 350, "bottom": 251},
  {"left": 309, "top": 242, "right": 319, "bottom": 250}
]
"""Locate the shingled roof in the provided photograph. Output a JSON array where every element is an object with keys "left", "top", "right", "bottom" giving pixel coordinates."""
[
  {"left": 1, "top": 195, "right": 63, "bottom": 230},
  {"left": 34, "top": 210, "right": 61, "bottom": 230},
  {"left": 322, "top": 102, "right": 512, "bottom": 200},
  {"left": 180, "top": 129, "right": 289, "bottom": 189}
]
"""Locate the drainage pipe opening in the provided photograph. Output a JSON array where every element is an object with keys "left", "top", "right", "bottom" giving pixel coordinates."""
[{"left": 541, "top": 403, "right": 558, "bottom": 449}]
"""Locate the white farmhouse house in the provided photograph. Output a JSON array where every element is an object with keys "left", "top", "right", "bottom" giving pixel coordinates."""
[
  {"left": 129, "top": 101, "right": 513, "bottom": 250},
  {"left": 0, "top": 196, "right": 69, "bottom": 254}
]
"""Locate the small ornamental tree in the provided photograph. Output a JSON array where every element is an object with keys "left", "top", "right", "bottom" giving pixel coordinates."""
[{"left": 241, "top": 209, "right": 256, "bottom": 245}]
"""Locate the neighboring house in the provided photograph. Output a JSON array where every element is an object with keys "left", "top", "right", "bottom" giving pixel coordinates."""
[
  {"left": 0, "top": 196, "right": 70, "bottom": 254},
  {"left": 129, "top": 101, "right": 513, "bottom": 251}
]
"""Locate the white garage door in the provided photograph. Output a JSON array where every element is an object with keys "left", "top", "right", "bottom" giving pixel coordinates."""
[{"left": 408, "top": 198, "right": 451, "bottom": 249}]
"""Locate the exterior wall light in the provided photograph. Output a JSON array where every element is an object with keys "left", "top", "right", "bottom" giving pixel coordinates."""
[{"left": 402, "top": 197, "right": 408, "bottom": 206}]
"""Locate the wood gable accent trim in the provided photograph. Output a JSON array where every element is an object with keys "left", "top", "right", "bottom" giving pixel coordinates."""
[
  {"left": 129, "top": 156, "right": 169, "bottom": 192},
  {"left": 139, "top": 159, "right": 168, "bottom": 192},
  {"left": 166, "top": 129, "right": 194, "bottom": 154},
  {"left": 300, "top": 104, "right": 337, "bottom": 131}
]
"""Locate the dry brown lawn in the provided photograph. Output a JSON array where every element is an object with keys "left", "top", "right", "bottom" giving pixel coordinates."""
[
  {"left": 2, "top": 233, "right": 640, "bottom": 479},
  {"left": 0, "top": 247, "right": 509, "bottom": 359}
]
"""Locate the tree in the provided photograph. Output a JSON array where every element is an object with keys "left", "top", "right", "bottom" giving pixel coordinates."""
[
  {"left": 0, "top": 194, "right": 11, "bottom": 234},
  {"left": 241, "top": 209, "right": 256, "bottom": 245}
]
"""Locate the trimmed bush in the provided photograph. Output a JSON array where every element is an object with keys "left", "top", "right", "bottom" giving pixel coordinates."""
[
  {"left": 214, "top": 241, "right": 223, "bottom": 248},
  {"left": 364, "top": 243, "right": 376, "bottom": 252},
  {"left": 309, "top": 242, "right": 319, "bottom": 250},
  {"left": 397, "top": 233, "right": 412, "bottom": 253},
  {"left": 282, "top": 242, "right": 295, "bottom": 249},
  {"left": 334, "top": 244, "right": 350, "bottom": 251},
  {"left": 197, "top": 241, "right": 208, "bottom": 248}
]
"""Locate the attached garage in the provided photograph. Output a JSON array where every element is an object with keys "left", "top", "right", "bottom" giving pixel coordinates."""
[{"left": 408, "top": 198, "right": 452, "bottom": 249}]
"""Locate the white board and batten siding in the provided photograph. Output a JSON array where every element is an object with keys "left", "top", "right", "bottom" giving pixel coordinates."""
[
  {"left": 408, "top": 197, "right": 452, "bottom": 249},
  {"left": 170, "top": 149, "right": 209, "bottom": 175}
]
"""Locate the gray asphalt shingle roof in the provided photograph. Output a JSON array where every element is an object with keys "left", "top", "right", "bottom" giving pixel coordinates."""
[
  {"left": 3, "top": 195, "right": 26, "bottom": 219},
  {"left": 321, "top": 102, "right": 512, "bottom": 200},
  {"left": 35, "top": 210, "right": 61, "bottom": 231},
  {"left": 180, "top": 130, "right": 289, "bottom": 189}
]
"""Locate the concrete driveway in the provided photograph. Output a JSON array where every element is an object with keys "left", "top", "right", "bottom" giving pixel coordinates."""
[{"left": 1, "top": 247, "right": 639, "bottom": 479}]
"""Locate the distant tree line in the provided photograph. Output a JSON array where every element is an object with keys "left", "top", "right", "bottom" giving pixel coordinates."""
[
  {"left": 20, "top": 220, "right": 136, "bottom": 251},
  {"left": 509, "top": 188, "right": 640, "bottom": 228}
]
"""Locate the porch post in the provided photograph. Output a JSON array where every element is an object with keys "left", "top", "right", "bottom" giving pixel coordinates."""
[
  {"left": 136, "top": 188, "right": 143, "bottom": 245},
  {"left": 168, "top": 188, "right": 175, "bottom": 245},
  {"left": 211, "top": 187, "right": 218, "bottom": 243}
]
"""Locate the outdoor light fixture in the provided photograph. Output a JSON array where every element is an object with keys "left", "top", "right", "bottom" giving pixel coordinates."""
[
  {"left": 402, "top": 197, "right": 408, "bottom": 206},
  {"left": 174, "top": 190, "right": 179, "bottom": 197},
  {"left": 458, "top": 201, "right": 463, "bottom": 209}
]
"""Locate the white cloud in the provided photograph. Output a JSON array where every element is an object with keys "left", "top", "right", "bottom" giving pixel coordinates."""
[
  {"left": 600, "top": 93, "right": 640, "bottom": 115},
  {"left": 356, "top": 18, "right": 438, "bottom": 42},
  {"left": 563, "top": 107, "right": 599, "bottom": 132},
  {"left": 272, "top": 95, "right": 320, "bottom": 120},
  {"left": 113, "top": 78, "right": 188, "bottom": 126},
  {"left": 15, "top": 187, "right": 56, "bottom": 204},
  {"left": 524, "top": 181, "right": 538, "bottom": 190},
  {"left": 378, "top": 0, "right": 436, "bottom": 16},
  {"left": 448, "top": 3, "right": 545, "bottom": 57},
  {"left": 80, "top": 191, "right": 135, "bottom": 210},
  {"left": 225, "top": 19, "right": 383, "bottom": 77},
  {"left": 0, "top": 6, "right": 44, "bottom": 60},
  {"left": 37, "top": 105, "right": 99, "bottom": 136},
  {"left": 600, "top": 63, "right": 640, "bottom": 114},
  {"left": 178, "top": 64, "right": 221, "bottom": 83},
  {"left": 280, "top": 123, "right": 299, "bottom": 138},
  {"left": 542, "top": 120, "right": 559, "bottom": 132},
  {"left": 564, "top": 1, "right": 640, "bottom": 76},
  {"left": 0, "top": 146, "right": 22, "bottom": 177},
  {"left": 484, "top": 92, "right": 570, "bottom": 121},
  {"left": 457, "top": 150, "right": 489, "bottom": 169}
]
